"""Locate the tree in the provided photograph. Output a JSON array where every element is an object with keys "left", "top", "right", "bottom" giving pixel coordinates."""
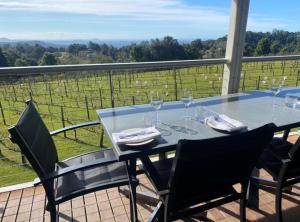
[
  {"left": 270, "top": 41, "right": 281, "bottom": 54},
  {"left": 255, "top": 37, "right": 271, "bottom": 55},
  {"left": 0, "top": 48, "right": 8, "bottom": 67},
  {"left": 190, "top": 39, "right": 203, "bottom": 58},
  {"left": 15, "top": 58, "right": 29, "bottom": 66},
  {"left": 28, "top": 44, "right": 46, "bottom": 60},
  {"left": 150, "top": 36, "right": 186, "bottom": 61},
  {"left": 67, "top": 44, "right": 87, "bottom": 55},
  {"left": 39, "top": 52, "right": 58, "bottom": 65},
  {"left": 88, "top": 41, "right": 101, "bottom": 52},
  {"left": 130, "top": 44, "right": 151, "bottom": 62}
]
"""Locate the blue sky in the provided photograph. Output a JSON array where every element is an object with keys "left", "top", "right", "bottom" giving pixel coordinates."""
[{"left": 0, "top": 0, "right": 299, "bottom": 40}]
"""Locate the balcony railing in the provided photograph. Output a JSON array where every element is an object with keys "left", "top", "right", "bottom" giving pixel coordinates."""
[{"left": 0, "top": 55, "right": 299, "bottom": 187}]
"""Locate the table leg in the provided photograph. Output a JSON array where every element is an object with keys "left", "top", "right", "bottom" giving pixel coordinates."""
[
  {"left": 120, "top": 158, "right": 159, "bottom": 206},
  {"left": 159, "top": 152, "right": 166, "bottom": 160},
  {"left": 247, "top": 167, "right": 259, "bottom": 209},
  {"left": 127, "top": 159, "right": 138, "bottom": 222}
]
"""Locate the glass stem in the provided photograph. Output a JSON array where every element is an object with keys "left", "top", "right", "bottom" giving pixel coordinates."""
[
  {"left": 156, "top": 110, "right": 158, "bottom": 126},
  {"left": 272, "top": 95, "right": 277, "bottom": 121},
  {"left": 185, "top": 106, "right": 188, "bottom": 118},
  {"left": 184, "top": 117, "right": 188, "bottom": 134}
]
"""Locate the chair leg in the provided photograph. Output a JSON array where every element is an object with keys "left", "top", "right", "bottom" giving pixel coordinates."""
[
  {"left": 126, "top": 160, "right": 138, "bottom": 222},
  {"left": 275, "top": 188, "right": 283, "bottom": 222},
  {"left": 248, "top": 168, "right": 260, "bottom": 209},
  {"left": 240, "top": 184, "right": 247, "bottom": 222},
  {"left": 240, "top": 196, "right": 247, "bottom": 222},
  {"left": 128, "top": 182, "right": 137, "bottom": 222},
  {"left": 148, "top": 201, "right": 163, "bottom": 222},
  {"left": 47, "top": 202, "right": 58, "bottom": 222}
]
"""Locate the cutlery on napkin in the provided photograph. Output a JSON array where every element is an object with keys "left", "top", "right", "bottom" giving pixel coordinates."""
[
  {"left": 205, "top": 114, "right": 247, "bottom": 132},
  {"left": 112, "top": 127, "right": 161, "bottom": 144}
]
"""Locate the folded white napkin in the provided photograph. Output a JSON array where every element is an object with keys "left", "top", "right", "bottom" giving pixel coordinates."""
[
  {"left": 112, "top": 127, "right": 161, "bottom": 144},
  {"left": 205, "top": 114, "right": 247, "bottom": 132}
]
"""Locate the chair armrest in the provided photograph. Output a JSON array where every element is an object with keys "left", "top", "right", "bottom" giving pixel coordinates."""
[
  {"left": 33, "top": 177, "right": 42, "bottom": 186},
  {"left": 268, "top": 149, "right": 289, "bottom": 162},
  {"left": 40, "top": 155, "right": 118, "bottom": 182},
  {"left": 157, "top": 189, "right": 170, "bottom": 196},
  {"left": 50, "top": 120, "right": 100, "bottom": 136},
  {"left": 281, "top": 158, "right": 291, "bottom": 165}
]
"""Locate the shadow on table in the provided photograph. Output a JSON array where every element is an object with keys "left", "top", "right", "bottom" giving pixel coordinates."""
[
  {"left": 118, "top": 136, "right": 169, "bottom": 151},
  {"left": 161, "top": 123, "right": 198, "bottom": 135}
]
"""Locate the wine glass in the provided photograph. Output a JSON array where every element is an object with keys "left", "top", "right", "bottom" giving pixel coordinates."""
[
  {"left": 150, "top": 91, "right": 163, "bottom": 126},
  {"left": 181, "top": 88, "right": 193, "bottom": 119},
  {"left": 270, "top": 79, "right": 284, "bottom": 119},
  {"left": 270, "top": 79, "right": 283, "bottom": 97}
]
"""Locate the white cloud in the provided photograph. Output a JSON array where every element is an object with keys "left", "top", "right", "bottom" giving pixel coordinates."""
[
  {"left": 247, "top": 15, "right": 290, "bottom": 31},
  {"left": 0, "top": 0, "right": 292, "bottom": 40},
  {"left": 0, "top": 0, "right": 229, "bottom": 24}
]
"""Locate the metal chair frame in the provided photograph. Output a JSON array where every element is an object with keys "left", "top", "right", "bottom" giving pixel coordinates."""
[
  {"left": 8, "top": 100, "right": 137, "bottom": 222},
  {"left": 251, "top": 136, "right": 300, "bottom": 222}
]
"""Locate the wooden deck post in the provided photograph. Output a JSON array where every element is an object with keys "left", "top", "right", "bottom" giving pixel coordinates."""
[{"left": 222, "top": 0, "right": 250, "bottom": 95}]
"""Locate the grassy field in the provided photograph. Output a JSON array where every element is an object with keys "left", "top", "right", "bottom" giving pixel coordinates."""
[{"left": 0, "top": 60, "right": 299, "bottom": 186}]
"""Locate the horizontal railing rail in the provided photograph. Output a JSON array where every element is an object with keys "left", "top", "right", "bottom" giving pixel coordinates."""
[
  {"left": 1, "top": 54, "right": 300, "bottom": 76},
  {"left": 0, "top": 58, "right": 228, "bottom": 76},
  {"left": 242, "top": 55, "right": 300, "bottom": 63}
]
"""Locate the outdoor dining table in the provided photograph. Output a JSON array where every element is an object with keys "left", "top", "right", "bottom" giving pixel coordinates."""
[{"left": 96, "top": 87, "right": 300, "bottom": 222}]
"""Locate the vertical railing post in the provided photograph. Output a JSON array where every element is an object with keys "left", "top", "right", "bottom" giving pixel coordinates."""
[
  {"left": 256, "top": 76, "right": 261, "bottom": 90},
  {"left": 242, "top": 72, "right": 246, "bottom": 91},
  {"left": 85, "top": 96, "right": 90, "bottom": 120},
  {"left": 60, "top": 106, "right": 66, "bottom": 138},
  {"left": 222, "top": 0, "right": 250, "bottom": 95},
  {"left": 12, "top": 86, "right": 17, "bottom": 101},
  {"left": 63, "top": 82, "right": 68, "bottom": 97},
  {"left": 98, "top": 88, "right": 103, "bottom": 108},
  {"left": 48, "top": 84, "right": 53, "bottom": 105},
  {"left": 173, "top": 68, "right": 178, "bottom": 101},
  {"left": 108, "top": 70, "right": 115, "bottom": 108},
  {"left": 0, "top": 101, "right": 6, "bottom": 125},
  {"left": 29, "top": 92, "right": 33, "bottom": 101}
]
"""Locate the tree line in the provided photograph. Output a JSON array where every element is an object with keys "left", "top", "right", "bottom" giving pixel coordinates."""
[{"left": 0, "top": 29, "right": 300, "bottom": 67}]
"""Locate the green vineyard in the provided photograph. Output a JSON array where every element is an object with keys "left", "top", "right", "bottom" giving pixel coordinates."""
[{"left": 0, "top": 59, "right": 299, "bottom": 186}]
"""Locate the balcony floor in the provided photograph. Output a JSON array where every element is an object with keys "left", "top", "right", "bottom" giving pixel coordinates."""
[
  {"left": 1, "top": 171, "right": 300, "bottom": 222},
  {"left": 1, "top": 135, "right": 300, "bottom": 222}
]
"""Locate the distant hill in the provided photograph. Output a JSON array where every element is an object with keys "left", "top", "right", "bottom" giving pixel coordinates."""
[
  {"left": 0, "top": 39, "right": 59, "bottom": 47},
  {"left": 1, "top": 30, "right": 299, "bottom": 67},
  {"left": 0, "top": 38, "right": 194, "bottom": 48},
  {"left": 48, "top": 39, "right": 144, "bottom": 47},
  {"left": 0, "top": 38, "right": 148, "bottom": 48}
]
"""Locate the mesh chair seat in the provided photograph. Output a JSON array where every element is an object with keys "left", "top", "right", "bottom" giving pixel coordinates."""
[
  {"left": 151, "top": 158, "right": 173, "bottom": 190},
  {"left": 55, "top": 149, "right": 128, "bottom": 202},
  {"left": 257, "top": 138, "right": 300, "bottom": 179}
]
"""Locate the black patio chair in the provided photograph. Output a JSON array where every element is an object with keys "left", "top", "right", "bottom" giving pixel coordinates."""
[
  {"left": 251, "top": 136, "right": 300, "bottom": 222},
  {"left": 141, "top": 123, "right": 275, "bottom": 222},
  {"left": 8, "top": 100, "right": 136, "bottom": 222}
]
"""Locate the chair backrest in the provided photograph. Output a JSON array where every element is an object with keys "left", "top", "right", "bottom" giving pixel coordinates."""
[
  {"left": 167, "top": 123, "right": 275, "bottom": 212},
  {"left": 8, "top": 101, "right": 58, "bottom": 178},
  {"left": 286, "top": 137, "right": 300, "bottom": 172}
]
